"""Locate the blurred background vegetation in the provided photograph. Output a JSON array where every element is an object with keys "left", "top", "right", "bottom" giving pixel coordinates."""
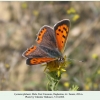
[{"left": 0, "top": 1, "right": 100, "bottom": 91}]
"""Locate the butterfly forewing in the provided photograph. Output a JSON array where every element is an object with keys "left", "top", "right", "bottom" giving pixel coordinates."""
[
  {"left": 54, "top": 19, "right": 70, "bottom": 52},
  {"left": 22, "top": 46, "right": 53, "bottom": 58},
  {"left": 36, "top": 25, "right": 57, "bottom": 49}
]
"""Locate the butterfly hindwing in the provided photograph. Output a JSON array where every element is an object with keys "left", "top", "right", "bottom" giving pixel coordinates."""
[
  {"left": 54, "top": 19, "right": 70, "bottom": 52},
  {"left": 26, "top": 58, "right": 55, "bottom": 65}
]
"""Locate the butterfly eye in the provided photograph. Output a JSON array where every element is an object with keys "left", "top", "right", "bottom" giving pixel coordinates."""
[{"left": 58, "top": 57, "right": 64, "bottom": 62}]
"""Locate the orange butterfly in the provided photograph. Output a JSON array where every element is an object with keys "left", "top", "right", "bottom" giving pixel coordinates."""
[{"left": 22, "top": 19, "right": 70, "bottom": 65}]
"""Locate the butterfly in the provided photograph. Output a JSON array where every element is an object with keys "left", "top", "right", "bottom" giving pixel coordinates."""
[{"left": 22, "top": 19, "right": 70, "bottom": 65}]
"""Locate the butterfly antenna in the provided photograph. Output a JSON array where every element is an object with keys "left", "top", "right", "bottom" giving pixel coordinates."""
[{"left": 66, "top": 58, "right": 84, "bottom": 63}]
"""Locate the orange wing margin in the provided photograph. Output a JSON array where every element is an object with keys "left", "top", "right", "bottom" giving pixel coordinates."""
[{"left": 26, "top": 58, "right": 56, "bottom": 65}]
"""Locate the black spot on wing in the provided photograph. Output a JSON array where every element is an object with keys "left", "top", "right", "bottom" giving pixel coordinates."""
[
  {"left": 62, "top": 35, "right": 66, "bottom": 38},
  {"left": 61, "top": 31, "right": 63, "bottom": 33},
  {"left": 63, "top": 27, "right": 67, "bottom": 31},
  {"left": 57, "top": 33, "right": 59, "bottom": 35},
  {"left": 58, "top": 29, "right": 61, "bottom": 31},
  {"left": 37, "top": 38, "right": 40, "bottom": 41}
]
